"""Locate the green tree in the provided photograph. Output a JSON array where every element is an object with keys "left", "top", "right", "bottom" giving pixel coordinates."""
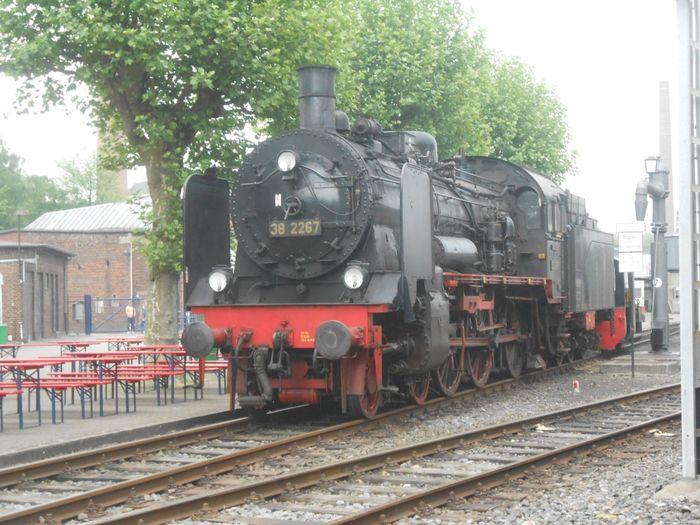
[
  {"left": 338, "top": 0, "right": 574, "bottom": 176},
  {"left": 57, "top": 154, "right": 122, "bottom": 206},
  {"left": 0, "top": 0, "right": 358, "bottom": 343},
  {"left": 0, "top": 138, "right": 26, "bottom": 229},
  {"left": 480, "top": 58, "right": 575, "bottom": 182},
  {"left": 0, "top": 139, "right": 67, "bottom": 229},
  {"left": 349, "top": 0, "right": 493, "bottom": 158}
]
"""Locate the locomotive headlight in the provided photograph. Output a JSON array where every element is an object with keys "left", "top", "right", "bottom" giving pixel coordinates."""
[
  {"left": 208, "top": 268, "right": 232, "bottom": 293},
  {"left": 277, "top": 150, "right": 300, "bottom": 173},
  {"left": 343, "top": 263, "right": 368, "bottom": 290}
]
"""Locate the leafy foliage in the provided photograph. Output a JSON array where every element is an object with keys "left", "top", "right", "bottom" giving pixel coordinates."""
[
  {"left": 57, "top": 154, "right": 124, "bottom": 206},
  {"left": 344, "top": 0, "right": 574, "bottom": 178},
  {"left": 0, "top": 138, "right": 72, "bottom": 229},
  {"left": 480, "top": 58, "right": 575, "bottom": 183},
  {"left": 0, "top": 138, "right": 25, "bottom": 229},
  {"left": 348, "top": 0, "right": 492, "bottom": 158}
]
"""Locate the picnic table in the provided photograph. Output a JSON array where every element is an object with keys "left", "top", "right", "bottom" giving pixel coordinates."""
[
  {"left": 0, "top": 358, "right": 64, "bottom": 428},
  {"left": 101, "top": 336, "right": 144, "bottom": 351},
  {"left": 54, "top": 340, "right": 94, "bottom": 355},
  {"left": 128, "top": 345, "right": 188, "bottom": 404},
  {"left": 48, "top": 354, "right": 138, "bottom": 416},
  {"left": 0, "top": 343, "right": 21, "bottom": 359}
]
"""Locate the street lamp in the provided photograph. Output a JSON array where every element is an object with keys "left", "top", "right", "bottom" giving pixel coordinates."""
[
  {"left": 15, "top": 209, "right": 29, "bottom": 342},
  {"left": 645, "top": 156, "right": 660, "bottom": 176}
]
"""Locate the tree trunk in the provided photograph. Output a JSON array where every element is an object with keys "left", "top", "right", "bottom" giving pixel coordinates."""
[
  {"left": 143, "top": 152, "right": 183, "bottom": 345},
  {"left": 144, "top": 269, "right": 179, "bottom": 344}
]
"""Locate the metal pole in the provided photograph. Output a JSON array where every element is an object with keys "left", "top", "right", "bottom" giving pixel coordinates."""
[
  {"left": 650, "top": 166, "right": 669, "bottom": 351},
  {"left": 677, "top": 0, "right": 700, "bottom": 479},
  {"left": 16, "top": 215, "right": 20, "bottom": 286},
  {"left": 15, "top": 210, "right": 28, "bottom": 343},
  {"left": 129, "top": 240, "right": 133, "bottom": 306}
]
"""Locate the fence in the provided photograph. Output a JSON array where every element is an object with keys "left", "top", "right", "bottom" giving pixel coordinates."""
[{"left": 87, "top": 296, "right": 144, "bottom": 334}]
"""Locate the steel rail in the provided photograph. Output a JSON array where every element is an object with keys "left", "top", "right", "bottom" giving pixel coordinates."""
[
  {"left": 0, "top": 416, "right": 251, "bottom": 489},
  {"left": 0, "top": 373, "right": 527, "bottom": 524},
  {"left": 77, "top": 384, "right": 679, "bottom": 525},
  {"left": 0, "top": 350, "right": 559, "bottom": 488},
  {"left": 330, "top": 411, "right": 680, "bottom": 524}
]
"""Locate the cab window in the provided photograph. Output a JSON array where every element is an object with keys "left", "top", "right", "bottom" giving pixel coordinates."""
[{"left": 516, "top": 189, "right": 541, "bottom": 229}]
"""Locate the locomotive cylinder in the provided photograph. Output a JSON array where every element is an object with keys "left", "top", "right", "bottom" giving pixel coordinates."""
[{"left": 298, "top": 65, "right": 337, "bottom": 131}]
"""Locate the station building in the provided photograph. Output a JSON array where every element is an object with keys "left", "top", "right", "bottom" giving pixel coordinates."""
[
  {"left": 0, "top": 202, "right": 149, "bottom": 341},
  {"left": 0, "top": 241, "right": 73, "bottom": 342}
]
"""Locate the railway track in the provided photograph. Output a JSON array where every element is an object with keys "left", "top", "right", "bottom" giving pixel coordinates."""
[
  {"left": 0, "top": 328, "right": 673, "bottom": 523},
  {"left": 403, "top": 420, "right": 678, "bottom": 524},
  {"left": 0, "top": 371, "right": 552, "bottom": 524},
  {"left": 67, "top": 383, "right": 679, "bottom": 524}
]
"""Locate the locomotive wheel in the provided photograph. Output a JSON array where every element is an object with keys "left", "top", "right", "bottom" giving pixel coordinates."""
[
  {"left": 503, "top": 341, "right": 524, "bottom": 378},
  {"left": 467, "top": 348, "right": 493, "bottom": 388},
  {"left": 432, "top": 349, "right": 462, "bottom": 396},
  {"left": 347, "top": 357, "right": 380, "bottom": 418},
  {"left": 407, "top": 374, "right": 431, "bottom": 405}
]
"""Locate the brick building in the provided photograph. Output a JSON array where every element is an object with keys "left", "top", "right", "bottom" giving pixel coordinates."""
[
  {"left": 0, "top": 241, "right": 73, "bottom": 342},
  {"left": 0, "top": 202, "right": 150, "bottom": 337}
]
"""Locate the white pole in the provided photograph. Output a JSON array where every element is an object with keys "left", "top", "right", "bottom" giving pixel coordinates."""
[
  {"left": 129, "top": 240, "right": 133, "bottom": 305},
  {"left": 677, "top": 0, "right": 699, "bottom": 479}
]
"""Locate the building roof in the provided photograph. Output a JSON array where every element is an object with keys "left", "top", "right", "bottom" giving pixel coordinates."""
[
  {"left": 24, "top": 202, "right": 146, "bottom": 233},
  {"left": 0, "top": 241, "right": 75, "bottom": 258}
]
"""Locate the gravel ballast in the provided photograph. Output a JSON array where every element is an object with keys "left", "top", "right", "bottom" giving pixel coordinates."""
[{"left": 181, "top": 348, "right": 690, "bottom": 524}]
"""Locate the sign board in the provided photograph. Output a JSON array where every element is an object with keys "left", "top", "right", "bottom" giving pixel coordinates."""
[
  {"left": 618, "top": 252, "right": 646, "bottom": 275},
  {"left": 617, "top": 231, "right": 643, "bottom": 253},
  {"left": 617, "top": 223, "right": 645, "bottom": 276}
]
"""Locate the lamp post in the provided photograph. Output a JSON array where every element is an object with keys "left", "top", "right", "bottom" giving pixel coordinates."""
[
  {"left": 15, "top": 209, "right": 29, "bottom": 342},
  {"left": 121, "top": 237, "right": 134, "bottom": 332},
  {"left": 635, "top": 156, "right": 670, "bottom": 351}
]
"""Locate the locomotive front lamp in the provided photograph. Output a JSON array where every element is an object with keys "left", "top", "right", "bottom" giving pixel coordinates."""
[
  {"left": 343, "top": 263, "right": 368, "bottom": 290},
  {"left": 645, "top": 156, "right": 660, "bottom": 175},
  {"left": 208, "top": 267, "right": 233, "bottom": 293},
  {"left": 277, "top": 150, "right": 300, "bottom": 173}
]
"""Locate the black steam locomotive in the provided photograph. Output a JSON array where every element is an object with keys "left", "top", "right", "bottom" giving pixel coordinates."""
[{"left": 182, "top": 65, "right": 633, "bottom": 418}]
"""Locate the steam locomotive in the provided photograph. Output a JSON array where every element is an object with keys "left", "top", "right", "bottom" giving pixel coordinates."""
[{"left": 181, "top": 65, "right": 634, "bottom": 418}]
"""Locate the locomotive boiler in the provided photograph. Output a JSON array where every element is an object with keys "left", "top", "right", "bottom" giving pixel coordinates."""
[{"left": 182, "top": 65, "right": 633, "bottom": 418}]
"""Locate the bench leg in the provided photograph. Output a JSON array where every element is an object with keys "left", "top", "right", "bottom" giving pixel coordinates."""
[
  {"left": 50, "top": 390, "right": 56, "bottom": 425},
  {"left": 79, "top": 387, "right": 86, "bottom": 419}
]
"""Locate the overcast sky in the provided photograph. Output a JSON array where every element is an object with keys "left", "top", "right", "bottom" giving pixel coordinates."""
[
  {"left": 464, "top": 0, "right": 678, "bottom": 232},
  {"left": 0, "top": 1, "right": 679, "bottom": 233}
]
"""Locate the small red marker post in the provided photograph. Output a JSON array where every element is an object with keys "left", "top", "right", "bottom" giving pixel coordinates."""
[{"left": 573, "top": 379, "right": 580, "bottom": 393}]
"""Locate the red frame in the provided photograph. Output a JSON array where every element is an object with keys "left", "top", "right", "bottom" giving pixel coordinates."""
[{"left": 191, "top": 304, "right": 389, "bottom": 350}]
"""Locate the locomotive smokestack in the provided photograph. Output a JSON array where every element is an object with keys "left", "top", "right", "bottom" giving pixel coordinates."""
[{"left": 298, "top": 65, "right": 336, "bottom": 131}]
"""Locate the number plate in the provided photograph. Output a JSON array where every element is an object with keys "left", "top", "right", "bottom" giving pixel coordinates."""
[{"left": 269, "top": 219, "right": 322, "bottom": 237}]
